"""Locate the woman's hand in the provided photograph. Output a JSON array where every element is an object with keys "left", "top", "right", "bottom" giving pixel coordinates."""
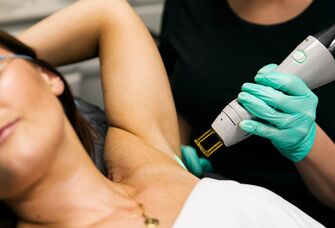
[{"left": 238, "top": 64, "right": 318, "bottom": 163}]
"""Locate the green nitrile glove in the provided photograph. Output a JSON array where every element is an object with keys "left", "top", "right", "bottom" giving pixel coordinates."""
[
  {"left": 181, "top": 145, "right": 213, "bottom": 177},
  {"left": 238, "top": 64, "right": 318, "bottom": 163}
]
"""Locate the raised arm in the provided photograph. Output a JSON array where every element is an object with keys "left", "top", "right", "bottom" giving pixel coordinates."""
[{"left": 19, "top": 0, "right": 182, "bottom": 178}]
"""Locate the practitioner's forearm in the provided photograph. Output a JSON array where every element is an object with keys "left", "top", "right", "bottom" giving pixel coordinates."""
[{"left": 296, "top": 125, "right": 335, "bottom": 209}]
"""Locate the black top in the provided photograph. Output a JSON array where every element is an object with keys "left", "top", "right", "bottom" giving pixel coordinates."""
[{"left": 159, "top": 0, "right": 335, "bottom": 225}]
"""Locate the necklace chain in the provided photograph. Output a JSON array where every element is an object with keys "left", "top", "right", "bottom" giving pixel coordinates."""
[
  {"left": 138, "top": 203, "right": 160, "bottom": 228},
  {"left": 121, "top": 185, "right": 160, "bottom": 228}
]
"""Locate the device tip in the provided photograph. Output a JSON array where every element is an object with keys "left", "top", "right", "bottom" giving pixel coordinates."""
[{"left": 194, "top": 128, "right": 224, "bottom": 157}]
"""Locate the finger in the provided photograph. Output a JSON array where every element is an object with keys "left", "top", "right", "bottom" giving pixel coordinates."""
[
  {"left": 199, "top": 158, "right": 213, "bottom": 173},
  {"left": 238, "top": 92, "right": 291, "bottom": 129},
  {"left": 239, "top": 119, "right": 280, "bottom": 141},
  {"left": 256, "top": 63, "right": 278, "bottom": 74},
  {"left": 181, "top": 145, "right": 203, "bottom": 177},
  {"left": 255, "top": 72, "right": 311, "bottom": 96},
  {"left": 241, "top": 82, "right": 303, "bottom": 114}
]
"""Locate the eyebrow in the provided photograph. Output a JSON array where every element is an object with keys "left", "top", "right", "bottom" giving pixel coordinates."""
[{"left": 0, "top": 54, "right": 33, "bottom": 61}]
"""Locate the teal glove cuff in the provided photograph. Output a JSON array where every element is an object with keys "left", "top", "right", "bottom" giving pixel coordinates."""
[{"left": 174, "top": 154, "right": 187, "bottom": 170}]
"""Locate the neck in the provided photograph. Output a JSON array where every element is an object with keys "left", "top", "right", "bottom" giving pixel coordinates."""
[
  {"left": 6, "top": 121, "right": 133, "bottom": 227},
  {"left": 227, "top": 0, "right": 313, "bottom": 25}
]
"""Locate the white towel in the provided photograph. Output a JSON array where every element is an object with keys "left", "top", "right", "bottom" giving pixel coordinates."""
[{"left": 173, "top": 178, "right": 324, "bottom": 228}]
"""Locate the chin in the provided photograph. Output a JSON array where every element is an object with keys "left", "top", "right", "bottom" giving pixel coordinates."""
[
  {"left": 0, "top": 126, "right": 63, "bottom": 197},
  {"left": 0, "top": 145, "right": 53, "bottom": 200}
]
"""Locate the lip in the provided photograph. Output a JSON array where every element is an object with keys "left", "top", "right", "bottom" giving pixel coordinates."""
[{"left": 0, "top": 119, "right": 19, "bottom": 145}]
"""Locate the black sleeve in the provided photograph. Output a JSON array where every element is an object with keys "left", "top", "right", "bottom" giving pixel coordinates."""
[{"left": 159, "top": 0, "right": 179, "bottom": 75}]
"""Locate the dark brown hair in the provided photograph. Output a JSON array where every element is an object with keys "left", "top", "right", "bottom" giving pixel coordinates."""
[{"left": 0, "top": 31, "right": 97, "bottom": 227}]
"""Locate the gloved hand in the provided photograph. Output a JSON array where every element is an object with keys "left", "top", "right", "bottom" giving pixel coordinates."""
[
  {"left": 181, "top": 145, "right": 213, "bottom": 177},
  {"left": 238, "top": 64, "right": 318, "bottom": 163}
]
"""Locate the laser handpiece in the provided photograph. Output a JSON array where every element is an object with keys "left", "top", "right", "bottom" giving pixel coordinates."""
[{"left": 195, "top": 24, "right": 335, "bottom": 157}]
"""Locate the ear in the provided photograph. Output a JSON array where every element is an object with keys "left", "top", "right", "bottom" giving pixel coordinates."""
[{"left": 40, "top": 69, "right": 65, "bottom": 96}]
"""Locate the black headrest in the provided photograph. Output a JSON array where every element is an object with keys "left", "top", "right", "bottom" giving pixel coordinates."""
[{"left": 75, "top": 98, "right": 108, "bottom": 176}]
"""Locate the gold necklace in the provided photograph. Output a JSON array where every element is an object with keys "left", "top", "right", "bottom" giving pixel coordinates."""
[
  {"left": 121, "top": 185, "right": 160, "bottom": 228},
  {"left": 137, "top": 202, "right": 160, "bottom": 228}
]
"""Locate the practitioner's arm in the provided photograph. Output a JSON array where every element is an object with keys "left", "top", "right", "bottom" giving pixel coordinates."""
[{"left": 296, "top": 126, "right": 335, "bottom": 209}]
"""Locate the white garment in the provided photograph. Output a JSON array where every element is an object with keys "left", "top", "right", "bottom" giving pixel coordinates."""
[{"left": 173, "top": 178, "right": 324, "bottom": 228}]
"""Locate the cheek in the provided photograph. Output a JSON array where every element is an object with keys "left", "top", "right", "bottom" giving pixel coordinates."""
[
  {"left": 1, "top": 68, "right": 48, "bottom": 107},
  {"left": 1, "top": 65, "right": 63, "bottom": 135},
  {"left": 0, "top": 68, "right": 67, "bottom": 197},
  {"left": 0, "top": 102, "right": 66, "bottom": 199}
]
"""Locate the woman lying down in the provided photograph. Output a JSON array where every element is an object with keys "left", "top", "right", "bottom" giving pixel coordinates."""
[{"left": 0, "top": 0, "right": 324, "bottom": 227}]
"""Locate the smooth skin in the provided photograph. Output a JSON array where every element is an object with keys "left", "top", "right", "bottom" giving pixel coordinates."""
[{"left": 1, "top": 0, "right": 199, "bottom": 227}]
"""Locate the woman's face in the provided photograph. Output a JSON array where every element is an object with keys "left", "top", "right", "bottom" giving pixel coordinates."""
[{"left": 0, "top": 48, "right": 65, "bottom": 199}]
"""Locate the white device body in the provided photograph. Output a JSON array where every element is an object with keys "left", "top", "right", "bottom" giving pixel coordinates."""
[{"left": 212, "top": 36, "right": 335, "bottom": 147}]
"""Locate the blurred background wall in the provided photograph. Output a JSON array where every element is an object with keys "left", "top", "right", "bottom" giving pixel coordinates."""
[{"left": 0, "top": 0, "right": 165, "bottom": 109}]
